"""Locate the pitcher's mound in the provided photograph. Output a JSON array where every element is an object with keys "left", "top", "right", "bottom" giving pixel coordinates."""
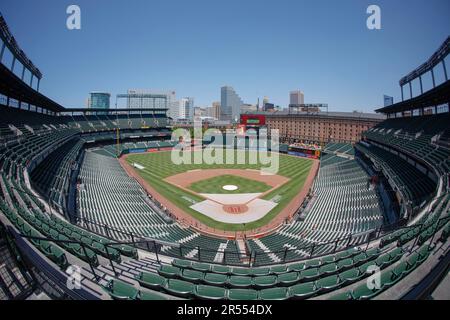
[{"left": 222, "top": 204, "right": 248, "bottom": 214}]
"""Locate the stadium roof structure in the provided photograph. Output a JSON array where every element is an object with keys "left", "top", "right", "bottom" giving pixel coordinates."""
[
  {"left": 399, "top": 36, "right": 449, "bottom": 87},
  {"left": 0, "top": 13, "right": 42, "bottom": 80},
  {"left": 375, "top": 79, "right": 450, "bottom": 115},
  {"left": 0, "top": 62, "right": 64, "bottom": 112}
]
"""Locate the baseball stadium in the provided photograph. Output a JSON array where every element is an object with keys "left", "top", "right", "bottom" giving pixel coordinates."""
[{"left": 0, "top": 3, "right": 449, "bottom": 303}]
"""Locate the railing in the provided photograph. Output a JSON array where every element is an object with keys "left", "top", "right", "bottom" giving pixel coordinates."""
[
  {"left": 18, "top": 234, "right": 100, "bottom": 281},
  {"left": 71, "top": 214, "right": 409, "bottom": 267},
  {"left": 80, "top": 214, "right": 450, "bottom": 279}
]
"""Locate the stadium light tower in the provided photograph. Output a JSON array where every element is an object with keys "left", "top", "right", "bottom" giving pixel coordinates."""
[{"left": 0, "top": 13, "right": 43, "bottom": 90}]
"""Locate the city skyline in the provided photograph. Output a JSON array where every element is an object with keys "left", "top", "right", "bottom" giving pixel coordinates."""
[{"left": 0, "top": 0, "right": 449, "bottom": 113}]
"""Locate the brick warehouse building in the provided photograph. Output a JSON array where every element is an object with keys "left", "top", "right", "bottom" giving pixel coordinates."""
[{"left": 241, "top": 111, "right": 386, "bottom": 145}]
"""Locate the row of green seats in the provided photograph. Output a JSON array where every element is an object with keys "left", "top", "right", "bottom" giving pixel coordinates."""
[
  {"left": 331, "top": 244, "right": 432, "bottom": 300},
  {"left": 0, "top": 200, "right": 69, "bottom": 269},
  {"left": 48, "top": 214, "right": 138, "bottom": 259},
  {"left": 170, "top": 247, "right": 364, "bottom": 276},
  {"left": 161, "top": 248, "right": 382, "bottom": 287},
  {"left": 136, "top": 248, "right": 403, "bottom": 299},
  {"left": 14, "top": 207, "right": 99, "bottom": 266},
  {"left": 2, "top": 175, "right": 99, "bottom": 265}
]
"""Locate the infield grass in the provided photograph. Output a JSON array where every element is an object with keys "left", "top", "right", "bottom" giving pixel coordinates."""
[{"left": 189, "top": 175, "right": 272, "bottom": 194}]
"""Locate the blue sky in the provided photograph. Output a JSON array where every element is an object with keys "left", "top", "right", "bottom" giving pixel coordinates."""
[{"left": 1, "top": 0, "right": 449, "bottom": 112}]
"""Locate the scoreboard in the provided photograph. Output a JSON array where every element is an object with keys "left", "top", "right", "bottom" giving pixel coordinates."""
[
  {"left": 288, "top": 146, "right": 321, "bottom": 159},
  {"left": 240, "top": 114, "right": 266, "bottom": 127}
]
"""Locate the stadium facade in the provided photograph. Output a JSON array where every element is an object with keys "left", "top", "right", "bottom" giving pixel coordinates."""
[{"left": 242, "top": 110, "right": 385, "bottom": 144}]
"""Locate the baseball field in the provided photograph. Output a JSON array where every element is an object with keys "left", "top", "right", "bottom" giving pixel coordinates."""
[{"left": 124, "top": 150, "right": 314, "bottom": 232}]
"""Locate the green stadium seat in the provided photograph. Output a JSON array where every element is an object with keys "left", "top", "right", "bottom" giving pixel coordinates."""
[
  {"left": 259, "top": 287, "right": 290, "bottom": 300},
  {"left": 109, "top": 244, "right": 138, "bottom": 259},
  {"left": 353, "top": 252, "right": 369, "bottom": 264},
  {"left": 211, "top": 264, "right": 231, "bottom": 274},
  {"left": 337, "top": 258, "right": 353, "bottom": 271},
  {"left": 250, "top": 267, "right": 270, "bottom": 276},
  {"left": 379, "top": 270, "right": 398, "bottom": 288},
  {"left": 417, "top": 244, "right": 430, "bottom": 262},
  {"left": 407, "top": 253, "right": 421, "bottom": 269},
  {"left": 287, "top": 262, "right": 305, "bottom": 272},
  {"left": 253, "top": 275, "right": 278, "bottom": 289},
  {"left": 194, "top": 285, "right": 227, "bottom": 300},
  {"left": 350, "top": 283, "right": 379, "bottom": 300},
  {"left": 270, "top": 265, "right": 288, "bottom": 274},
  {"left": 164, "top": 279, "right": 195, "bottom": 298},
  {"left": 40, "top": 241, "right": 69, "bottom": 269},
  {"left": 289, "top": 282, "right": 317, "bottom": 299},
  {"left": 300, "top": 267, "right": 319, "bottom": 281},
  {"left": 136, "top": 272, "right": 166, "bottom": 290},
  {"left": 103, "top": 279, "right": 139, "bottom": 300},
  {"left": 305, "top": 259, "right": 321, "bottom": 268},
  {"left": 366, "top": 248, "right": 380, "bottom": 258},
  {"left": 228, "top": 276, "right": 253, "bottom": 288},
  {"left": 321, "top": 255, "right": 336, "bottom": 264},
  {"left": 232, "top": 267, "right": 252, "bottom": 276},
  {"left": 319, "top": 263, "right": 337, "bottom": 275},
  {"left": 228, "top": 289, "right": 258, "bottom": 300},
  {"left": 172, "top": 259, "right": 192, "bottom": 269},
  {"left": 204, "top": 273, "right": 228, "bottom": 286},
  {"left": 158, "top": 265, "right": 181, "bottom": 278},
  {"left": 316, "top": 275, "right": 340, "bottom": 293},
  {"left": 180, "top": 269, "right": 204, "bottom": 283},
  {"left": 277, "top": 272, "right": 299, "bottom": 286},
  {"left": 339, "top": 268, "right": 363, "bottom": 284},
  {"left": 138, "top": 290, "right": 168, "bottom": 300},
  {"left": 391, "top": 261, "right": 409, "bottom": 279},
  {"left": 358, "top": 260, "right": 377, "bottom": 274},
  {"left": 192, "top": 262, "right": 211, "bottom": 272}
]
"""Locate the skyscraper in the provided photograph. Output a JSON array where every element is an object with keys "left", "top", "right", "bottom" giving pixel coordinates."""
[
  {"left": 178, "top": 97, "right": 194, "bottom": 120},
  {"left": 220, "top": 86, "right": 243, "bottom": 122},
  {"left": 290, "top": 90, "right": 305, "bottom": 105}
]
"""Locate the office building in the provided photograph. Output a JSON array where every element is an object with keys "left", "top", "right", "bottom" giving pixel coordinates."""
[
  {"left": 220, "top": 86, "right": 243, "bottom": 122},
  {"left": 290, "top": 90, "right": 305, "bottom": 106},
  {"left": 178, "top": 97, "right": 194, "bottom": 120}
]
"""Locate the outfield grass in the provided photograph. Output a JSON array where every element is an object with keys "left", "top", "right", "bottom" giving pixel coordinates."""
[
  {"left": 189, "top": 175, "right": 272, "bottom": 194},
  {"left": 126, "top": 150, "right": 312, "bottom": 231}
]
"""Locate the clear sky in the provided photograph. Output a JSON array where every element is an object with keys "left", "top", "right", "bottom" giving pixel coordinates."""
[{"left": 1, "top": 0, "right": 449, "bottom": 112}]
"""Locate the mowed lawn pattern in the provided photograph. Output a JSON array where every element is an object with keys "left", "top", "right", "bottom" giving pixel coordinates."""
[
  {"left": 126, "top": 150, "right": 312, "bottom": 231},
  {"left": 189, "top": 175, "right": 272, "bottom": 194}
]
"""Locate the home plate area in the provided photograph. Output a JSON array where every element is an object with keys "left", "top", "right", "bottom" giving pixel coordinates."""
[
  {"left": 190, "top": 194, "right": 278, "bottom": 224},
  {"left": 164, "top": 169, "right": 289, "bottom": 224}
]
